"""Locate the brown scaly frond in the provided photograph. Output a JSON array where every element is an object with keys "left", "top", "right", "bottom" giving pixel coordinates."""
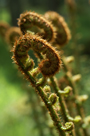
[
  {"left": 12, "top": 33, "right": 61, "bottom": 78},
  {"left": 5, "top": 27, "right": 22, "bottom": 46},
  {"left": 0, "top": 21, "right": 10, "bottom": 38},
  {"left": 18, "top": 11, "right": 56, "bottom": 43},
  {"left": 44, "top": 11, "right": 71, "bottom": 47}
]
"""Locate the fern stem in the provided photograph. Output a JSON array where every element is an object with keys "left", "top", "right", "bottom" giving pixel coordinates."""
[
  {"left": 50, "top": 77, "right": 75, "bottom": 136},
  {"left": 62, "top": 57, "right": 89, "bottom": 136}
]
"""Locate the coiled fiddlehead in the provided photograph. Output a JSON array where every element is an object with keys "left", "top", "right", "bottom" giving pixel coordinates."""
[
  {"left": 61, "top": 122, "right": 74, "bottom": 132},
  {"left": 12, "top": 33, "right": 68, "bottom": 136},
  {"left": 18, "top": 11, "right": 56, "bottom": 42},
  {"left": 12, "top": 33, "right": 61, "bottom": 77},
  {"left": 44, "top": 11, "right": 71, "bottom": 46},
  {"left": 5, "top": 27, "right": 22, "bottom": 46},
  {"left": 12, "top": 11, "right": 76, "bottom": 136},
  {"left": 0, "top": 22, "right": 10, "bottom": 38}
]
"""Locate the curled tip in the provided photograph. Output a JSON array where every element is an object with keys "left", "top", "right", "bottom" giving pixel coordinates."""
[
  {"left": 72, "top": 74, "right": 81, "bottom": 82},
  {"left": 25, "top": 58, "right": 34, "bottom": 71},
  {"left": 58, "top": 86, "right": 72, "bottom": 96},
  {"left": 77, "top": 95, "right": 88, "bottom": 103},
  {"left": 36, "top": 77, "right": 46, "bottom": 87},
  {"left": 61, "top": 122, "right": 74, "bottom": 132},
  {"left": 44, "top": 11, "right": 71, "bottom": 47},
  {"left": 30, "top": 67, "right": 39, "bottom": 77},
  {"left": 49, "top": 93, "right": 57, "bottom": 105},
  {"left": 64, "top": 86, "right": 72, "bottom": 93},
  {"left": 74, "top": 116, "right": 82, "bottom": 123},
  {"left": 65, "top": 56, "right": 74, "bottom": 63},
  {"left": 43, "top": 85, "right": 51, "bottom": 94},
  {"left": 13, "top": 33, "right": 61, "bottom": 77},
  {"left": 67, "top": 115, "right": 82, "bottom": 123},
  {"left": 0, "top": 21, "right": 10, "bottom": 37},
  {"left": 5, "top": 27, "right": 22, "bottom": 46},
  {"left": 18, "top": 11, "right": 56, "bottom": 42}
]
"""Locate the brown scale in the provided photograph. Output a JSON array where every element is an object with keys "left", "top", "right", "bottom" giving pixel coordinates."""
[
  {"left": 44, "top": 11, "right": 71, "bottom": 46},
  {"left": 12, "top": 33, "right": 62, "bottom": 78},
  {"left": 0, "top": 22, "right": 10, "bottom": 38},
  {"left": 18, "top": 11, "right": 56, "bottom": 43},
  {"left": 5, "top": 27, "right": 22, "bottom": 46}
]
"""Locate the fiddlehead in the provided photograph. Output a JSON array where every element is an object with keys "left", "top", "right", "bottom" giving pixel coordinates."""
[
  {"left": 12, "top": 33, "right": 61, "bottom": 78},
  {"left": 49, "top": 93, "right": 57, "bottom": 105},
  {"left": 58, "top": 86, "right": 72, "bottom": 96},
  {"left": 12, "top": 32, "right": 68, "bottom": 136},
  {"left": 61, "top": 122, "right": 74, "bottom": 132},
  {"left": 44, "top": 11, "right": 71, "bottom": 46},
  {"left": 5, "top": 27, "right": 22, "bottom": 46},
  {"left": 18, "top": 11, "right": 56, "bottom": 42},
  {"left": 0, "top": 22, "right": 10, "bottom": 38},
  {"left": 13, "top": 10, "right": 77, "bottom": 136}
]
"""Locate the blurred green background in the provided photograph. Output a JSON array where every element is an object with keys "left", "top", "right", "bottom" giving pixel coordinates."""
[{"left": 0, "top": 0, "right": 90, "bottom": 136}]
